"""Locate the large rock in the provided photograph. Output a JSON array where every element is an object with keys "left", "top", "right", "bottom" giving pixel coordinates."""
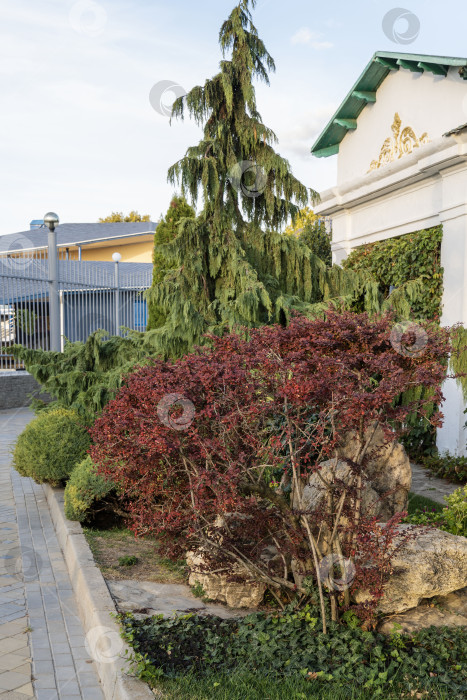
[
  {"left": 378, "top": 587, "right": 467, "bottom": 634},
  {"left": 355, "top": 525, "right": 467, "bottom": 614},
  {"left": 337, "top": 424, "right": 412, "bottom": 518},
  {"left": 186, "top": 550, "right": 266, "bottom": 608},
  {"left": 107, "top": 579, "right": 254, "bottom": 619},
  {"left": 301, "top": 459, "right": 384, "bottom": 520}
]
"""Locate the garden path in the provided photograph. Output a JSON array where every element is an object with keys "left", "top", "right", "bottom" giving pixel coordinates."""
[
  {"left": 0, "top": 407, "right": 104, "bottom": 700},
  {"left": 410, "top": 462, "right": 458, "bottom": 505}
]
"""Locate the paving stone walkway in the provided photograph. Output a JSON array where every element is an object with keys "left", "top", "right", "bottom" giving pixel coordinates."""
[
  {"left": 0, "top": 408, "right": 104, "bottom": 700},
  {"left": 0, "top": 409, "right": 33, "bottom": 699},
  {"left": 410, "top": 461, "right": 458, "bottom": 505}
]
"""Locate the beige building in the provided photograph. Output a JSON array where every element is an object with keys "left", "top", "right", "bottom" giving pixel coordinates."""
[{"left": 0, "top": 221, "right": 157, "bottom": 263}]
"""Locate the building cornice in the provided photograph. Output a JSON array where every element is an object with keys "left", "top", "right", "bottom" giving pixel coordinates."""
[{"left": 315, "top": 134, "right": 467, "bottom": 216}]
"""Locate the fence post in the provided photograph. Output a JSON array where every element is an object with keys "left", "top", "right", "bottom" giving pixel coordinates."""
[
  {"left": 113, "top": 252, "right": 121, "bottom": 336},
  {"left": 46, "top": 216, "right": 61, "bottom": 352}
]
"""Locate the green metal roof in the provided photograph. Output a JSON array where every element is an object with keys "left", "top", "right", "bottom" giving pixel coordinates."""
[{"left": 311, "top": 51, "right": 467, "bottom": 158}]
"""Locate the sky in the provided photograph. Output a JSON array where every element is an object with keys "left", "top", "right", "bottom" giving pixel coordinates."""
[{"left": 1, "top": 0, "right": 467, "bottom": 235}]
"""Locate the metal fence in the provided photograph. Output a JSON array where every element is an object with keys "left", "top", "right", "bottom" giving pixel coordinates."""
[{"left": 0, "top": 245, "right": 152, "bottom": 370}]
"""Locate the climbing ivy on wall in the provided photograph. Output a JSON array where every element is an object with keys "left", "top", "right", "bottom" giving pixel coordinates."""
[
  {"left": 451, "top": 327, "right": 467, "bottom": 401},
  {"left": 343, "top": 226, "right": 467, "bottom": 454},
  {"left": 343, "top": 226, "right": 443, "bottom": 321},
  {"left": 344, "top": 226, "right": 444, "bottom": 457}
]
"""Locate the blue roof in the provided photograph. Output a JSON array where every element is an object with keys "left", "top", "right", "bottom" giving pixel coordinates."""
[{"left": 0, "top": 222, "right": 157, "bottom": 254}]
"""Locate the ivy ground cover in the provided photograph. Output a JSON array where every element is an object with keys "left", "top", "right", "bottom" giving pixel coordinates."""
[{"left": 119, "top": 611, "right": 467, "bottom": 699}]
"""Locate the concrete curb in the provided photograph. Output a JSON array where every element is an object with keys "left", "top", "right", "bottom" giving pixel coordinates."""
[{"left": 42, "top": 483, "right": 155, "bottom": 700}]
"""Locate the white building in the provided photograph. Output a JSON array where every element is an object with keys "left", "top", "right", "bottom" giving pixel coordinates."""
[{"left": 312, "top": 51, "right": 467, "bottom": 457}]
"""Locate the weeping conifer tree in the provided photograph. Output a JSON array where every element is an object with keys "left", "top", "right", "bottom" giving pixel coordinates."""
[
  {"left": 145, "top": 0, "right": 320, "bottom": 357},
  {"left": 145, "top": 0, "right": 426, "bottom": 358}
]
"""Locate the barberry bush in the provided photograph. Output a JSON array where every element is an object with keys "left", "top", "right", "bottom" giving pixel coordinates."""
[{"left": 91, "top": 311, "right": 451, "bottom": 631}]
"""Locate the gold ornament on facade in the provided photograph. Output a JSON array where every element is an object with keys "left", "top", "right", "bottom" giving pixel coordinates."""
[{"left": 369, "top": 113, "right": 430, "bottom": 171}]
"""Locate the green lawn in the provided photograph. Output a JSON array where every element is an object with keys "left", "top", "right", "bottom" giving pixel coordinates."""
[
  {"left": 159, "top": 672, "right": 453, "bottom": 699},
  {"left": 407, "top": 492, "right": 444, "bottom": 514}
]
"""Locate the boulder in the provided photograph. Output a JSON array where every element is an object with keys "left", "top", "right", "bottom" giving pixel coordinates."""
[
  {"left": 300, "top": 427, "right": 411, "bottom": 523},
  {"left": 355, "top": 525, "right": 467, "bottom": 614},
  {"left": 301, "top": 458, "right": 383, "bottom": 520},
  {"left": 337, "top": 424, "right": 412, "bottom": 518},
  {"left": 378, "top": 587, "right": 467, "bottom": 634},
  {"left": 107, "top": 579, "right": 254, "bottom": 619},
  {"left": 186, "top": 550, "right": 266, "bottom": 608}
]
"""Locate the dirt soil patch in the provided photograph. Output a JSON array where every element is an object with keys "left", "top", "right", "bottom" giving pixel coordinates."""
[{"left": 83, "top": 527, "right": 187, "bottom": 583}]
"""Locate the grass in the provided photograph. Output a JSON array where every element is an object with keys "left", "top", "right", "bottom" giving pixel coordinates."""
[
  {"left": 82, "top": 526, "right": 186, "bottom": 583},
  {"left": 158, "top": 672, "right": 453, "bottom": 699},
  {"left": 407, "top": 492, "right": 444, "bottom": 514}
]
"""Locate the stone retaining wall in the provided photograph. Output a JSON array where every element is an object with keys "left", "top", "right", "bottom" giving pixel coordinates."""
[{"left": 0, "top": 371, "right": 50, "bottom": 410}]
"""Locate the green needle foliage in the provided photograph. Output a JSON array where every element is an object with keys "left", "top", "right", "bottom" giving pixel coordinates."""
[
  {"left": 145, "top": 0, "right": 421, "bottom": 359},
  {"left": 168, "top": 0, "right": 312, "bottom": 229},
  {"left": 145, "top": 0, "right": 317, "bottom": 358},
  {"left": 11, "top": 330, "right": 148, "bottom": 420},
  {"left": 147, "top": 195, "right": 196, "bottom": 331}
]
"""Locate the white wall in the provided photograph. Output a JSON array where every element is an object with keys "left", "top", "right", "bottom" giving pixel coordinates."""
[
  {"left": 338, "top": 66, "right": 467, "bottom": 184},
  {"left": 315, "top": 64, "right": 467, "bottom": 455}
]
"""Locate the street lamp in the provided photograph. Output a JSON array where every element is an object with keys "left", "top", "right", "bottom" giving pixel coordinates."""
[
  {"left": 43, "top": 211, "right": 60, "bottom": 351},
  {"left": 112, "top": 252, "right": 122, "bottom": 336},
  {"left": 43, "top": 212, "right": 60, "bottom": 231}
]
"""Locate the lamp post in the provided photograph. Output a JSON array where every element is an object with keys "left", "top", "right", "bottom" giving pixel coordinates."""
[
  {"left": 44, "top": 212, "right": 60, "bottom": 352},
  {"left": 112, "top": 252, "right": 122, "bottom": 336}
]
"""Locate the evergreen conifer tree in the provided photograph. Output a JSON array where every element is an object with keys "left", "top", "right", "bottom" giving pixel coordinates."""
[
  {"left": 145, "top": 0, "right": 327, "bottom": 357},
  {"left": 285, "top": 207, "right": 332, "bottom": 266},
  {"left": 147, "top": 195, "right": 195, "bottom": 330},
  {"left": 11, "top": 1, "right": 448, "bottom": 424},
  {"left": 142, "top": 0, "right": 427, "bottom": 358}
]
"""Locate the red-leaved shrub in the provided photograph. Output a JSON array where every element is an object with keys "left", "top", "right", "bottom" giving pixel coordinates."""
[{"left": 90, "top": 311, "right": 451, "bottom": 630}]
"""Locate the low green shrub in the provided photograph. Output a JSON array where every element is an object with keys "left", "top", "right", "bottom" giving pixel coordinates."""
[
  {"left": 118, "top": 610, "right": 467, "bottom": 697},
  {"left": 400, "top": 418, "right": 437, "bottom": 461},
  {"left": 420, "top": 453, "right": 467, "bottom": 484},
  {"left": 64, "top": 456, "right": 115, "bottom": 522},
  {"left": 191, "top": 582, "right": 208, "bottom": 599},
  {"left": 403, "top": 508, "right": 446, "bottom": 529},
  {"left": 13, "top": 408, "right": 90, "bottom": 485},
  {"left": 442, "top": 485, "right": 467, "bottom": 537},
  {"left": 403, "top": 486, "right": 467, "bottom": 537}
]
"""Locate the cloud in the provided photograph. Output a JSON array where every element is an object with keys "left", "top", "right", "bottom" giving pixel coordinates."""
[
  {"left": 291, "top": 27, "right": 333, "bottom": 50},
  {"left": 277, "top": 105, "right": 338, "bottom": 160}
]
